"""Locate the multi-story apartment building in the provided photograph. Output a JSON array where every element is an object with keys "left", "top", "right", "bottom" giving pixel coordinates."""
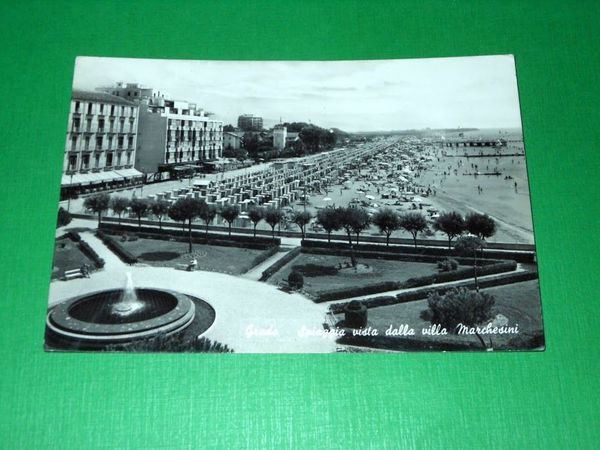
[
  {"left": 98, "top": 83, "right": 224, "bottom": 181},
  {"left": 61, "top": 91, "right": 142, "bottom": 198},
  {"left": 237, "top": 114, "right": 263, "bottom": 131},
  {"left": 135, "top": 96, "right": 223, "bottom": 180}
]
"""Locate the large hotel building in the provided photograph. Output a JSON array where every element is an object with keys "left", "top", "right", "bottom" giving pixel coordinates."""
[
  {"left": 61, "top": 91, "right": 143, "bottom": 198},
  {"left": 101, "top": 83, "right": 224, "bottom": 181}
]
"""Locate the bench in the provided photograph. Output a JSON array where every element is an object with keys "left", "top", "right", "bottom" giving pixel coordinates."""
[{"left": 63, "top": 268, "right": 84, "bottom": 281}]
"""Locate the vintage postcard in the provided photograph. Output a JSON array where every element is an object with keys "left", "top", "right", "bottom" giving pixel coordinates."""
[{"left": 47, "top": 55, "right": 544, "bottom": 353}]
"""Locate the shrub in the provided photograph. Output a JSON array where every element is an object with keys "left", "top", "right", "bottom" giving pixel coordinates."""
[
  {"left": 78, "top": 241, "right": 105, "bottom": 268},
  {"left": 437, "top": 258, "right": 459, "bottom": 272},
  {"left": 288, "top": 271, "right": 304, "bottom": 289},
  {"left": 57, "top": 207, "right": 72, "bottom": 228},
  {"left": 260, "top": 247, "right": 302, "bottom": 281},
  {"left": 427, "top": 287, "right": 495, "bottom": 332},
  {"left": 291, "top": 263, "right": 338, "bottom": 277},
  {"left": 105, "top": 334, "right": 233, "bottom": 352}
]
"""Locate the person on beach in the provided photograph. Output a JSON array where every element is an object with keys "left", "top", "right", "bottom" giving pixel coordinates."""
[{"left": 514, "top": 181, "right": 518, "bottom": 193}]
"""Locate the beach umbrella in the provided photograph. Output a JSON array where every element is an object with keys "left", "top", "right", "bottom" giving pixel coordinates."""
[
  {"left": 323, "top": 197, "right": 332, "bottom": 202},
  {"left": 365, "top": 195, "right": 375, "bottom": 200}
]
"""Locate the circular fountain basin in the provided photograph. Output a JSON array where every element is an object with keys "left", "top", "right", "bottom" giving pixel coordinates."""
[{"left": 46, "top": 288, "right": 197, "bottom": 350}]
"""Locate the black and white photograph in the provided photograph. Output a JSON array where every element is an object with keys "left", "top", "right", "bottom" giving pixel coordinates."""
[{"left": 47, "top": 55, "right": 544, "bottom": 353}]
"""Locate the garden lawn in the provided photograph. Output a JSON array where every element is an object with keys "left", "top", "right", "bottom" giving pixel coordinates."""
[
  {"left": 51, "top": 237, "right": 95, "bottom": 280},
  {"left": 268, "top": 252, "right": 438, "bottom": 297},
  {"left": 118, "top": 237, "right": 270, "bottom": 275},
  {"left": 340, "top": 279, "right": 543, "bottom": 350}
]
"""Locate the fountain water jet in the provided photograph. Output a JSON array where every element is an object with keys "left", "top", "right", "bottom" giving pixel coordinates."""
[{"left": 112, "top": 272, "right": 145, "bottom": 316}]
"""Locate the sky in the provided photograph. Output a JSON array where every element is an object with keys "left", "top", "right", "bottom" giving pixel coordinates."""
[{"left": 72, "top": 55, "right": 523, "bottom": 132}]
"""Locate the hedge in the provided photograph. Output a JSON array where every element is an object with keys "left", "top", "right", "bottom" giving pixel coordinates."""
[
  {"left": 301, "top": 239, "right": 535, "bottom": 263},
  {"left": 315, "top": 260, "right": 518, "bottom": 302},
  {"left": 329, "top": 269, "right": 538, "bottom": 313},
  {"left": 100, "top": 222, "right": 280, "bottom": 247},
  {"left": 302, "top": 246, "right": 500, "bottom": 266},
  {"left": 259, "top": 247, "right": 302, "bottom": 281},
  {"left": 336, "top": 334, "right": 482, "bottom": 352},
  {"left": 96, "top": 230, "right": 138, "bottom": 264},
  {"left": 78, "top": 240, "right": 105, "bottom": 268},
  {"left": 67, "top": 230, "right": 82, "bottom": 242},
  {"left": 243, "top": 245, "right": 279, "bottom": 274}
]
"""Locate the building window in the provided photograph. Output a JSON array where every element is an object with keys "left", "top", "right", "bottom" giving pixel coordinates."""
[
  {"left": 119, "top": 118, "right": 125, "bottom": 132},
  {"left": 86, "top": 118, "right": 92, "bottom": 131},
  {"left": 116, "top": 153, "right": 122, "bottom": 166},
  {"left": 69, "top": 155, "right": 77, "bottom": 171},
  {"left": 121, "top": 106, "right": 125, "bottom": 115},
  {"left": 128, "top": 136, "right": 133, "bottom": 148},
  {"left": 117, "top": 136, "right": 124, "bottom": 149},
  {"left": 87, "top": 103, "right": 92, "bottom": 114},
  {"left": 95, "top": 153, "right": 100, "bottom": 168},
  {"left": 82, "top": 154, "right": 90, "bottom": 169},
  {"left": 96, "top": 136, "right": 103, "bottom": 149},
  {"left": 109, "top": 118, "right": 115, "bottom": 132},
  {"left": 84, "top": 136, "right": 90, "bottom": 151},
  {"left": 106, "top": 153, "right": 113, "bottom": 167},
  {"left": 130, "top": 107, "right": 135, "bottom": 115},
  {"left": 108, "top": 136, "right": 114, "bottom": 149},
  {"left": 98, "top": 118, "right": 104, "bottom": 131},
  {"left": 110, "top": 105, "right": 115, "bottom": 116},
  {"left": 99, "top": 104, "right": 104, "bottom": 113},
  {"left": 74, "top": 101, "right": 80, "bottom": 112},
  {"left": 71, "top": 136, "right": 77, "bottom": 151},
  {"left": 72, "top": 117, "right": 80, "bottom": 130},
  {"left": 126, "top": 152, "right": 131, "bottom": 165},
  {"left": 129, "top": 120, "right": 134, "bottom": 132}
]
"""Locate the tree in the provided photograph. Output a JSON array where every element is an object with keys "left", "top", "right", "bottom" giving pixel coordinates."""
[
  {"left": 219, "top": 204, "right": 239, "bottom": 236},
  {"left": 84, "top": 193, "right": 110, "bottom": 227},
  {"left": 110, "top": 197, "right": 129, "bottom": 224},
  {"left": 168, "top": 200, "right": 187, "bottom": 232},
  {"left": 242, "top": 132, "right": 260, "bottom": 154},
  {"left": 465, "top": 213, "right": 496, "bottom": 240},
  {"left": 150, "top": 199, "right": 170, "bottom": 230},
  {"left": 292, "top": 210, "right": 312, "bottom": 240},
  {"left": 317, "top": 207, "right": 342, "bottom": 242},
  {"left": 223, "top": 124, "right": 236, "bottom": 132},
  {"left": 264, "top": 208, "right": 284, "bottom": 241},
  {"left": 433, "top": 211, "right": 465, "bottom": 249},
  {"left": 57, "top": 207, "right": 71, "bottom": 228},
  {"left": 247, "top": 207, "right": 263, "bottom": 237},
  {"left": 427, "top": 287, "right": 495, "bottom": 349},
  {"left": 129, "top": 198, "right": 149, "bottom": 229},
  {"left": 350, "top": 208, "right": 370, "bottom": 244},
  {"left": 372, "top": 208, "right": 401, "bottom": 246},
  {"left": 170, "top": 197, "right": 203, "bottom": 253},
  {"left": 400, "top": 212, "right": 429, "bottom": 248},
  {"left": 198, "top": 202, "right": 217, "bottom": 238},
  {"left": 454, "top": 235, "right": 486, "bottom": 291}
]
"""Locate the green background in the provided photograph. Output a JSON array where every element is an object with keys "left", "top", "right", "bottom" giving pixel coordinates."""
[{"left": 0, "top": 1, "right": 598, "bottom": 448}]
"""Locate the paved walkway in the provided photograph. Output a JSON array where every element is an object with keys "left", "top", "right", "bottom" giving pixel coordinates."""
[
  {"left": 242, "top": 247, "right": 297, "bottom": 281},
  {"left": 50, "top": 222, "right": 336, "bottom": 353},
  {"left": 319, "top": 264, "right": 530, "bottom": 305}
]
